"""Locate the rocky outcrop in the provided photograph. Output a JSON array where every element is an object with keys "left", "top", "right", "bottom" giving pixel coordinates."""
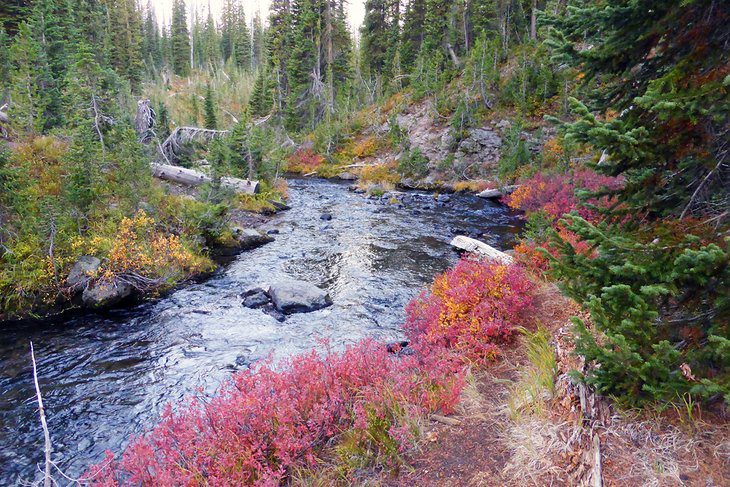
[
  {"left": 66, "top": 256, "right": 101, "bottom": 293},
  {"left": 392, "top": 99, "right": 503, "bottom": 178},
  {"left": 267, "top": 280, "right": 332, "bottom": 314}
]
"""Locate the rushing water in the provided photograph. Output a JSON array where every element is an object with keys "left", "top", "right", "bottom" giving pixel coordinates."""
[{"left": 0, "top": 178, "right": 521, "bottom": 483}]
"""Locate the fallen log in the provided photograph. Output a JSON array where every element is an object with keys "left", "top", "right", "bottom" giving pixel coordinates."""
[
  {"left": 152, "top": 163, "right": 259, "bottom": 194},
  {"left": 449, "top": 235, "right": 514, "bottom": 264},
  {"left": 477, "top": 184, "right": 520, "bottom": 199}
]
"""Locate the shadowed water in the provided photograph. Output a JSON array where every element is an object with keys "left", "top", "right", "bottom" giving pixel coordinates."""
[{"left": 0, "top": 178, "right": 521, "bottom": 483}]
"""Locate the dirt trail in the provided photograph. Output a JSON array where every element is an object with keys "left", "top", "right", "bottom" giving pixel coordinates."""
[{"left": 383, "top": 284, "right": 730, "bottom": 487}]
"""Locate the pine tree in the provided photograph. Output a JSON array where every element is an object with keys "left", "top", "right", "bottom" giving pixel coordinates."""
[
  {"left": 400, "top": 0, "right": 425, "bottom": 73},
  {"left": 204, "top": 82, "right": 217, "bottom": 129},
  {"left": 233, "top": 3, "right": 252, "bottom": 71},
  {"left": 250, "top": 67, "right": 274, "bottom": 117},
  {"left": 156, "top": 100, "right": 171, "bottom": 141},
  {"left": 142, "top": 0, "right": 163, "bottom": 72},
  {"left": 104, "top": 0, "right": 144, "bottom": 93},
  {"left": 220, "top": 0, "right": 237, "bottom": 63},
  {"left": 171, "top": 0, "right": 191, "bottom": 76},
  {"left": 0, "top": 27, "right": 10, "bottom": 102},
  {"left": 251, "top": 10, "right": 265, "bottom": 70},
  {"left": 8, "top": 22, "right": 41, "bottom": 130}
]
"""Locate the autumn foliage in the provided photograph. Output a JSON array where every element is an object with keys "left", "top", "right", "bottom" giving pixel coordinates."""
[
  {"left": 86, "top": 257, "right": 537, "bottom": 485},
  {"left": 504, "top": 169, "right": 623, "bottom": 223},
  {"left": 406, "top": 257, "right": 536, "bottom": 363}
]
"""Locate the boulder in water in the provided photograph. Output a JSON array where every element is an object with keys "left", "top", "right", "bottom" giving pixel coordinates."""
[
  {"left": 243, "top": 290, "right": 270, "bottom": 309},
  {"left": 82, "top": 280, "right": 133, "bottom": 308},
  {"left": 268, "top": 279, "right": 332, "bottom": 314}
]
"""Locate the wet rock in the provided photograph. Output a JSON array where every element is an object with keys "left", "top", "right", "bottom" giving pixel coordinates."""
[
  {"left": 82, "top": 280, "right": 133, "bottom": 309},
  {"left": 66, "top": 256, "right": 101, "bottom": 293},
  {"left": 268, "top": 200, "right": 291, "bottom": 212},
  {"left": 386, "top": 341, "right": 410, "bottom": 353},
  {"left": 266, "top": 229, "right": 280, "bottom": 235},
  {"left": 386, "top": 341, "right": 416, "bottom": 357},
  {"left": 436, "top": 194, "right": 451, "bottom": 203},
  {"left": 261, "top": 303, "right": 286, "bottom": 322},
  {"left": 233, "top": 227, "right": 275, "bottom": 250},
  {"left": 320, "top": 213, "right": 333, "bottom": 221},
  {"left": 243, "top": 291, "right": 270, "bottom": 309},
  {"left": 235, "top": 355, "right": 252, "bottom": 367},
  {"left": 338, "top": 171, "right": 357, "bottom": 181},
  {"left": 268, "top": 279, "right": 332, "bottom": 314}
]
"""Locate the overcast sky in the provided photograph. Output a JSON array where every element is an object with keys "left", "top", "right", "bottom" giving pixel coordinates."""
[{"left": 152, "top": 1, "right": 366, "bottom": 33}]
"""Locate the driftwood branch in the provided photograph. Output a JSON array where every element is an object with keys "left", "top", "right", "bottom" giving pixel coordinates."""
[
  {"left": 30, "top": 342, "right": 52, "bottom": 487},
  {"left": 450, "top": 235, "right": 514, "bottom": 264}
]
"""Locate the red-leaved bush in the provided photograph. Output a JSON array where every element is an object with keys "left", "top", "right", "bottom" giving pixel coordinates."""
[
  {"left": 504, "top": 169, "right": 623, "bottom": 223},
  {"left": 86, "top": 258, "right": 537, "bottom": 485},
  {"left": 86, "top": 341, "right": 464, "bottom": 486},
  {"left": 405, "top": 258, "right": 535, "bottom": 363}
]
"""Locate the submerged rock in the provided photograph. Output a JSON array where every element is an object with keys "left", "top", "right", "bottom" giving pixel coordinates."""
[
  {"left": 66, "top": 256, "right": 101, "bottom": 293},
  {"left": 242, "top": 291, "right": 270, "bottom": 309},
  {"left": 268, "top": 279, "right": 332, "bottom": 314},
  {"left": 82, "top": 280, "right": 133, "bottom": 308},
  {"left": 320, "top": 213, "right": 333, "bottom": 221}
]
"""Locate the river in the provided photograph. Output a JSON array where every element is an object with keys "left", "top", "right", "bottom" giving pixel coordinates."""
[{"left": 0, "top": 178, "right": 522, "bottom": 483}]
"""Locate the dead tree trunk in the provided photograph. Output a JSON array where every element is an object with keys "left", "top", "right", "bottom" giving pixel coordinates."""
[{"left": 152, "top": 163, "right": 259, "bottom": 194}]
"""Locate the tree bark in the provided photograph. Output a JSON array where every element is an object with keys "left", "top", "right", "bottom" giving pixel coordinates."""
[{"left": 152, "top": 163, "right": 259, "bottom": 194}]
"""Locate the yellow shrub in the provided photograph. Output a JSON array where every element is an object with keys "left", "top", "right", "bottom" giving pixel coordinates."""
[
  {"left": 359, "top": 162, "right": 401, "bottom": 185},
  {"left": 452, "top": 180, "right": 491, "bottom": 193}
]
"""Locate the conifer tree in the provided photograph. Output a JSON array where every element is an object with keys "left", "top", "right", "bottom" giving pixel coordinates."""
[
  {"left": 142, "top": 1, "right": 163, "bottom": 73},
  {"left": 251, "top": 10, "right": 265, "bottom": 70},
  {"left": 233, "top": 4, "right": 252, "bottom": 71},
  {"left": 545, "top": 0, "right": 730, "bottom": 406},
  {"left": 171, "top": 0, "right": 191, "bottom": 76},
  {"left": 400, "top": 0, "right": 425, "bottom": 73},
  {"left": 204, "top": 82, "right": 217, "bottom": 129}
]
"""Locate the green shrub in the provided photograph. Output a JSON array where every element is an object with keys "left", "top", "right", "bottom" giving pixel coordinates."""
[
  {"left": 548, "top": 217, "right": 730, "bottom": 407},
  {"left": 397, "top": 147, "right": 429, "bottom": 179}
]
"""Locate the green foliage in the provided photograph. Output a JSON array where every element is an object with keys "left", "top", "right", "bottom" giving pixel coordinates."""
[
  {"left": 397, "top": 147, "right": 429, "bottom": 179},
  {"left": 203, "top": 82, "right": 218, "bottom": 129},
  {"left": 171, "top": 0, "right": 191, "bottom": 76},
  {"left": 548, "top": 217, "right": 729, "bottom": 406},
  {"left": 498, "top": 121, "right": 532, "bottom": 180}
]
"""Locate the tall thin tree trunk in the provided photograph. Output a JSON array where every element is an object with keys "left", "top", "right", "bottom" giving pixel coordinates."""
[
  {"left": 530, "top": 0, "right": 538, "bottom": 40},
  {"left": 325, "top": 0, "right": 334, "bottom": 117}
]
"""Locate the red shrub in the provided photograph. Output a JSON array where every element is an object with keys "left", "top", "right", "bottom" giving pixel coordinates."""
[
  {"left": 287, "top": 148, "right": 325, "bottom": 173},
  {"left": 504, "top": 169, "right": 623, "bottom": 223},
  {"left": 404, "top": 257, "right": 536, "bottom": 364},
  {"left": 85, "top": 341, "right": 464, "bottom": 486}
]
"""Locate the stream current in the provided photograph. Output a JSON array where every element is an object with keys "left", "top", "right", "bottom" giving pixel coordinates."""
[{"left": 0, "top": 178, "right": 522, "bottom": 483}]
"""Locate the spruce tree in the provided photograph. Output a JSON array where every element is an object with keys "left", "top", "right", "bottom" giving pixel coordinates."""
[
  {"left": 545, "top": 0, "right": 730, "bottom": 407},
  {"left": 204, "top": 82, "right": 217, "bottom": 129},
  {"left": 233, "top": 4, "right": 252, "bottom": 71},
  {"left": 171, "top": 0, "right": 191, "bottom": 76},
  {"left": 251, "top": 10, "right": 265, "bottom": 70}
]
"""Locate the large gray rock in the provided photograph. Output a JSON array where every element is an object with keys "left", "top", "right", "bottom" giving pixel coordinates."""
[
  {"left": 66, "top": 256, "right": 101, "bottom": 293},
  {"left": 82, "top": 280, "right": 133, "bottom": 308},
  {"left": 233, "top": 227, "right": 275, "bottom": 250},
  {"left": 267, "top": 279, "right": 332, "bottom": 314}
]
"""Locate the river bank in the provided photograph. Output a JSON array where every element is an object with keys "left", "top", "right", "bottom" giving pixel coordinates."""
[{"left": 0, "top": 177, "right": 522, "bottom": 483}]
